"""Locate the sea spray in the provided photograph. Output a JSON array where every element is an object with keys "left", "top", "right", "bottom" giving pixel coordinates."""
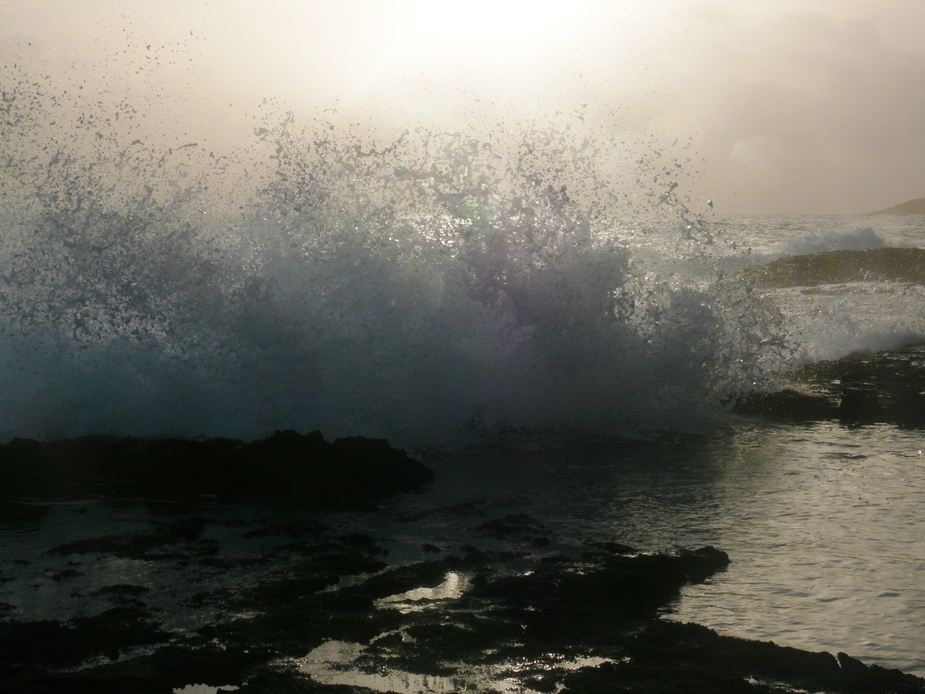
[{"left": 0, "top": 79, "right": 790, "bottom": 444}]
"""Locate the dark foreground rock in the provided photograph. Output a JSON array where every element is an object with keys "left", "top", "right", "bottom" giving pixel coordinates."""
[
  {"left": 1, "top": 527, "right": 921, "bottom": 693},
  {"left": 562, "top": 620, "right": 925, "bottom": 694},
  {"left": 0, "top": 429, "right": 433, "bottom": 504}
]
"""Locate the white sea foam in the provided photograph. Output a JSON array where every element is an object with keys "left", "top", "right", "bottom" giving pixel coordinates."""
[{"left": 782, "top": 225, "right": 887, "bottom": 255}]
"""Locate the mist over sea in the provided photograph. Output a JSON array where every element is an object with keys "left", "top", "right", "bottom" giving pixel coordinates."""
[{"left": 2, "top": 69, "right": 925, "bottom": 684}]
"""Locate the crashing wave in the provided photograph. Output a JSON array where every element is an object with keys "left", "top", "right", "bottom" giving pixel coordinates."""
[{"left": 0, "top": 76, "right": 790, "bottom": 444}]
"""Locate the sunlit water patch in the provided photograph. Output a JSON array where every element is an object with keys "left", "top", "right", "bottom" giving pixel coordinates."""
[
  {"left": 669, "top": 423, "right": 925, "bottom": 676},
  {"left": 375, "top": 571, "right": 471, "bottom": 613},
  {"left": 298, "top": 638, "right": 615, "bottom": 694}
]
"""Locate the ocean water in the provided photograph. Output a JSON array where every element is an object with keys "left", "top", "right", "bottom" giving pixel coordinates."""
[
  {"left": 1, "top": 74, "right": 925, "bottom": 682},
  {"left": 394, "top": 425, "right": 925, "bottom": 677}
]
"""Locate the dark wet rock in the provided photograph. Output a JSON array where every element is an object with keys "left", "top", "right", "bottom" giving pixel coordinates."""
[
  {"left": 456, "top": 543, "right": 487, "bottom": 560},
  {"left": 0, "top": 430, "right": 433, "bottom": 504},
  {"left": 199, "top": 538, "right": 361, "bottom": 603},
  {"left": 181, "top": 591, "right": 215, "bottom": 608},
  {"left": 237, "top": 570, "right": 342, "bottom": 609},
  {"left": 476, "top": 513, "right": 552, "bottom": 547},
  {"left": 586, "top": 540, "right": 638, "bottom": 555},
  {"left": 243, "top": 520, "right": 328, "bottom": 539},
  {"left": 733, "top": 389, "right": 837, "bottom": 422},
  {"left": 735, "top": 344, "right": 925, "bottom": 428},
  {"left": 48, "top": 517, "right": 210, "bottom": 559},
  {"left": 0, "top": 606, "right": 169, "bottom": 684},
  {"left": 422, "top": 543, "right": 441, "bottom": 553},
  {"left": 20, "top": 640, "right": 269, "bottom": 694},
  {"left": 839, "top": 389, "right": 883, "bottom": 423},
  {"left": 266, "top": 532, "right": 385, "bottom": 566},
  {"left": 91, "top": 584, "right": 151, "bottom": 598},
  {"left": 48, "top": 568, "right": 85, "bottom": 582},
  {"left": 193, "top": 534, "right": 389, "bottom": 618},
  {"left": 468, "top": 546, "right": 730, "bottom": 650},
  {"left": 561, "top": 620, "right": 925, "bottom": 694},
  {"left": 885, "top": 389, "right": 925, "bottom": 427}
]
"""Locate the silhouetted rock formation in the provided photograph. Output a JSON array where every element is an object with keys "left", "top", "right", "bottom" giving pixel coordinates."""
[
  {"left": 733, "top": 389, "right": 837, "bottom": 422},
  {"left": 561, "top": 620, "right": 925, "bottom": 694},
  {"left": 734, "top": 344, "right": 925, "bottom": 428},
  {"left": 838, "top": 389, "right": 883, "bottom": 424},
  {"left": 0, "top": 430, "right": 433, "bottom": 504}
]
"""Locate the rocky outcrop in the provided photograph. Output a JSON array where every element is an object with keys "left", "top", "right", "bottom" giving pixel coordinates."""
[
  {"left": 734, "top": 344, "right": 925, "bottom": 428},
  {"left": 869, "top": 197, "right": 925, "bottom": 215},
  {"left": 0, "top": 430, "right": 433, "bottom": 504},
  {"left": 740, "top": 247, "right": 925, "bottom": 288}
]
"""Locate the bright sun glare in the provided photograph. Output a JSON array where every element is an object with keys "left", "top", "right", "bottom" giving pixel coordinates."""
[{"left": 405, "top": 0, "right": 581, "bottom": 65}]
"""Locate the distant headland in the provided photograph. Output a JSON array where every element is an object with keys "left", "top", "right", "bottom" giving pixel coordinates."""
[{"left": 868, "top": 197, "right": 925, "bottom": 215}]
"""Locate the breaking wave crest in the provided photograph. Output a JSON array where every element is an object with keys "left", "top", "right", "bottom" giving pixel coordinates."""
[{"left": 0, "top": 79, "right": 789, "bottom": 445}]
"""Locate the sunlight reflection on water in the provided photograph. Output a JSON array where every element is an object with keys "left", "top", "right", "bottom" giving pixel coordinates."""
[
  {"left": 343, "top": 421, "right": 925, "bottom": 677},
  {"left": 376, "top": 571, "right": 471, "bottom": 613},
  {"left": 667, "top": 423, "right": 925, "bottom": 675},
  {"left": 299, "top": 638, "right": 614, "bottom": 694}
]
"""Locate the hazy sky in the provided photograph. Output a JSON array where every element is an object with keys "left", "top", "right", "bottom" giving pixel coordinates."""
[{"left": 2, "top": 0, "right": 925, "bottom": 215}]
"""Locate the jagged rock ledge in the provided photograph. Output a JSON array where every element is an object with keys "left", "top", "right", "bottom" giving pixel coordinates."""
[{"left": 0, "top": 430, "right": 433, "bottom": 504}]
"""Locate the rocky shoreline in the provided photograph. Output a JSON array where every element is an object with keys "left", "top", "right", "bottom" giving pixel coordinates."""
[{"left": 1, "top": 433, "right": 923, "bottom": 692}]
